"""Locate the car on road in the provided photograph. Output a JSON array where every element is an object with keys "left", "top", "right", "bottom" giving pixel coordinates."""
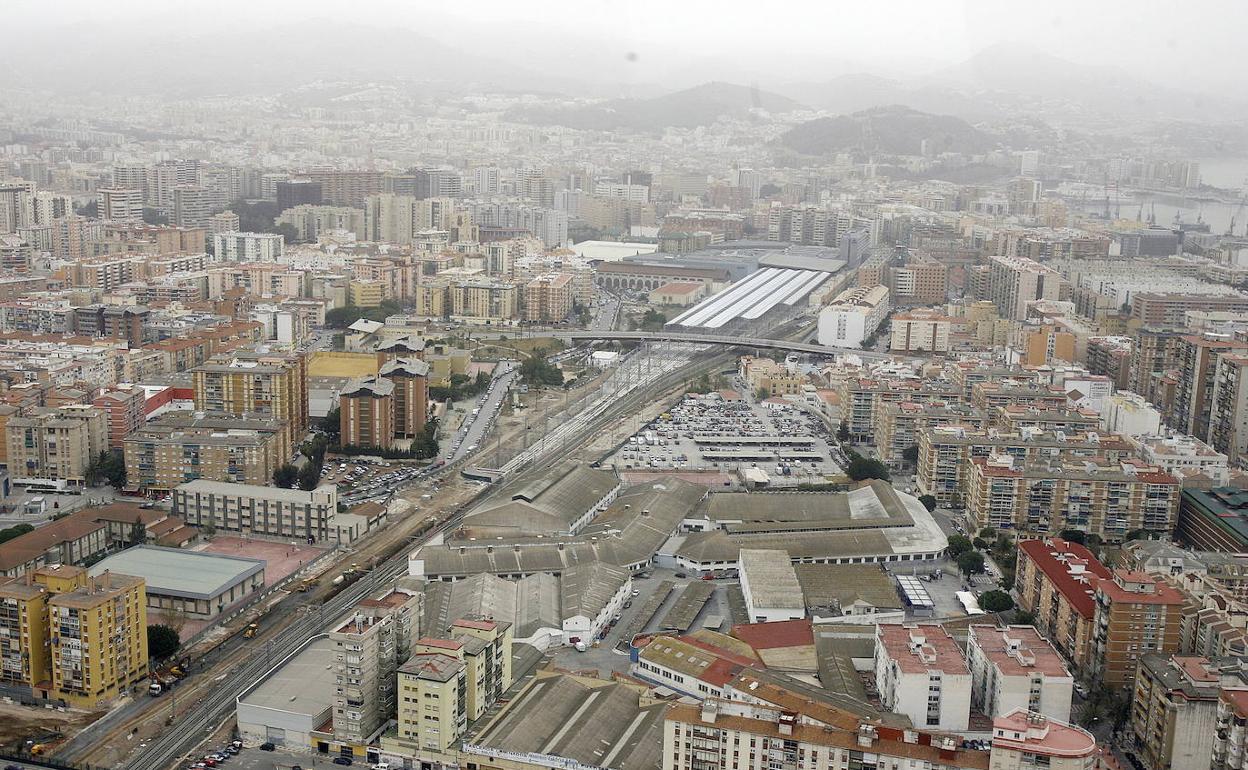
[
  {"left": 260, "top": 743, "right": 276, "bottom": 751},
  {"left": 333, "top": 758, "right": 354, "bottom": 766}
]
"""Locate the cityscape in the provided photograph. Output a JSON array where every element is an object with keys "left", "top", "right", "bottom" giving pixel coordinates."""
[{"left": 2, "top": 3, "right": 1248, "bottom": 770}]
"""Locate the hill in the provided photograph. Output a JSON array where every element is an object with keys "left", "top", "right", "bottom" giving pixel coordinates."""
[
  {"left": 779, "top": 106, "right": 995, "bottom": 156},
  {"left": 505, "top": 81, "right": 804, "bottom": 132}
]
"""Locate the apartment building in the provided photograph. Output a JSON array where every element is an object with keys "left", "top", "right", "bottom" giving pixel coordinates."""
[
  {"left": 349, "top": 279, "right": 385, "bottom": 308},
  {"left": 971, "top": 381, "right": 1069, "bottom": 413},
  {"left": 739, "top": 356, "right": 804, "bottom": 398},
  {"left": 123, "top": 414, "right": 288, "bottom": 493},
  {"left": 91, "top": 387, "right": 146, "bottom": 450},
  {"left": 890, "top": 310, "right": 953, "bottom": 353},
  {"left": 378, "top": 359, "right": 429, "bottom": 438},
  {"left": 816, "top": 285, "right": 890, "bottom": 348},
  {"left": 191, "top": 352, "right": 306, "bottom": 446},
  {"left": 521, "top": 272, "right": 574, "bottom": 323},
  {"left": 1170, "top": 335, "right": 1248, "bottom": 441},
  {"left": 1101, "top": 392, "right": 1164, "bottom": 439},
  {"left": 1209, "top": 354, "right": 1248, "bottom": 467},
  {"left": 329, "top": 590, "right": 423, "bottom": 746},
  {"left": 989, "top": 709, "right": 1098, "bottom": 770},
  {"left": 0, "top": 564, "right": 148, "bottom": 708},
  {"left": 296, "top": 171, "right": 384, "bottom": 209},
  {"left": 1091, "top": 570, "right": 1186, "bottom": 688},
  {"left": 171, "top": 480, "right": 340, "bottom": 542},
  {"left": 395, "top": 618, "right": 513, "bottom": 754},
  {"left": 965, "top": 456, "right": 1179, "bottom": 541},
  {"left": 340, "top": 376, "right": 395, "bottom": 450},
  {"left": 1131, "top": 433, "right": 1230, "bottom": 486},
  {"left": 917, "top": 426, "right": 1134, "bottom": 506},
  {"left": 995, "top": 406, "right": 1102, "bottom": 434},
  {"left": 1017, "top": 325, "right": 1076, "bottom": 366},
  {"left": 447, "top": 280, "right": 519, "bottom": 323},
  {"left": 1132, "top": 655, "right": 1248, "bottom": 770},
  {"left": 276, "top": 204, "right": 365, "bottom": 242},
  {"left": 663, "top": 696, "right": 992, "bottom": 770},
  {"left": 1016, "top": 538, "right": 1113, "bottom": 670},
  {"left": 212, "top": 231, "right": 284, "bottom": 262},
  {"left": 6, "top": 405, "right": 108, "bottom": 488},
  {"left": 1132, "top": 294, "right": 1248, "bottom": 328},
  {"left": 95, "top": 188, "right": 143, "bottom": 222},
  {"left": 987, "top": 255, "right": 1068, "bottom": 321},
  {"left": 173, "top": 186, "right": 215, "bottom": 229},
  {"left": 966, "top": 625, "right": 1073, "bottom": 722},
  {"left": 837, "top": 377, "right": 964, "bottom": 441},
  {"left": 876, "top": 402, "right": 986, "bottom": 465},
  {"left": 875, "top": 623, "right": 971, "bottom": 730},
  {"left": 1177, "top": 487, "right": 1248, "bottom": 553}
]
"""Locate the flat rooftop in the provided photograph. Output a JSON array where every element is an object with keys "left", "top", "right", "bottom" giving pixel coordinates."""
[
  {"left": 877, "top": 623, "right": 969, "bottom": 676},
  {"left": 89, "top": 545, "right": 264, "bottom": 600},
  {"left": 238, "top": 636, "right": 334, "bottom": 715},
  {"left": 739, "top": 548, "right": 804, "bottom": 609}
]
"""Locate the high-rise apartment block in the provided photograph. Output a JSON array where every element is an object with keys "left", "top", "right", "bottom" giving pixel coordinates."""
[
  {"left": 96, "top": 188, "right": 144, "bottom": 222},
  {"left": 987, "top": 255, "right": 1068, "bottom": 321}
]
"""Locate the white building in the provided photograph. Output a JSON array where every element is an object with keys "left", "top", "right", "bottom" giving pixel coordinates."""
[
  {"left": 213, "top": 231, "right": 285, "bottom": 262},
  {"left": 991, "top": 709, "right": 1098, "bottom": 770},
  {"left": 738, "top": 548, "right": 805, "bottom": 623},
  {"left": 559, "top": 561, "right": 632, "bottom": 645},
  {"left": 171, "top": 479, "right": 349, "bottom": 543},
  {"left": 966, "top": 625, "right": 1073, "bottom": 723},
  {"left": 890, "top": 313, "right": 952, "bottom": 353},
  {"left": 96, "top": 188, "right": 144, "bottom": 222},
  {"left": 875, "top": 623, "right": 971, "bottom": 730},
  {"left": 593, "top": 180, "right": 650, "bottom": 203},
  {"left": 236, "top": 635, "right": 333, "bottom": 750},
  {"left": 817, "top": 285, "right": 890, "bottom": 348},
  {"left": 1131, "top": 433, "right": 1230, "bottom": 486},
  {"left": 1102, "top": 391, "right": 1164, "bottom": 438}
]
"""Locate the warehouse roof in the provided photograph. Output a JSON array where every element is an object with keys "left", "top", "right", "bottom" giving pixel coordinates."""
[
  {"left": 89, "top": 545, "right": 263, "bottom": 600},
  {"left": 469, "top": 671, "right": 665, "bottom": 770},
  {"left": 796, "top": 564, "right": 903, "bottom": 612},
  {"left": 561, "top": 560, "right": 630, "bottom": 620},
  {"left": 238, "top": 635, "right": 333, "bottom": 715},
  {"left": 739, "top": 549, "right": 804, "bottom": 609},
  {"left": 464, "top": 461, "right": 620, "bottom": 536}
]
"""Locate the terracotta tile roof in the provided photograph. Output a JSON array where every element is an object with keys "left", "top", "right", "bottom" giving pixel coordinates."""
[
  {"left": 1018, "top": 538, "right": 1111, "bottom": 618},
  {"left": 731, "top": 618, "right": 813, "bottom": 651}
]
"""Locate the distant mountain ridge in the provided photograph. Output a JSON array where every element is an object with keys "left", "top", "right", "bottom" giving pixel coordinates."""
[
  {"left": 504, "top": 81, "right": 804, "bottom": 132},
  {"left": 779, "top": 105, "right": 996, "bottom": 156}
]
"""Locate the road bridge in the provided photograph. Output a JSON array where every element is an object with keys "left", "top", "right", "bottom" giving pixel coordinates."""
[{"left": 551, "top": 329, "right": 902, "bottom": 359}]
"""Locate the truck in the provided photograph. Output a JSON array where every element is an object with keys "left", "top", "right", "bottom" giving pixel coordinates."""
[{"left": 243, "top": 622, "right": 259, "bottom": 639}]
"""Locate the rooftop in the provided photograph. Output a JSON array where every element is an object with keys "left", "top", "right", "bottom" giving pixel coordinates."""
[
  {"left": 876, "top": 623, "right": 969, "bottom": 676},
  {"left": 238, "top": 635, "right": 334, "bottom": 715},
  {"left": 992, "top": 709, "right": 1097, "bottom": 758},
  {"left": 88, "top": 545, "right": 263, "bottom": 600},
  {"left": 1018, "top": 538, "right": 1111, "bottom": 618},
  {"left": 738, "top": 549, "right": 804, "bottom": 609},
  {"left": 1181, "top": 487, "right": 1248, "bottom": 547},
  {"left": 176, "top": 479, "right": 335, "bottom": 505},
  {"left": 968, "top": 625, "right": 1071, "bottom": 679}
]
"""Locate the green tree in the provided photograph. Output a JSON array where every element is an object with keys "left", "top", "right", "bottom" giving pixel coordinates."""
[
  {"left": 973, "top": 537, "right": 989, "bottom": 550},
  {"left": 978, "top": 527, "right": 997, "bottom": 539},
  {"left": 957, "top": 550, "right": 986, "bottom": 578},
  {"left": 86, "top": 449, "right": 127, "bottom": 489},
  {"left": 946, "top": 535, "right": 974, "bottom": 559},
  {"left": 320, "top": 407, "right": 341, "bottom": 436},
  {"left": 129, "top": 515, "right": 147, "bottom": 547},
  {"left": 638, "top": 309, "right": 666, "bottom": 331},
  {"left": 273, "top": 463, "right": 299, "bottom": 488},
  {"left": 902, "top": 445, "right": 919, "bottom": 464},
  {"left": 979, "top": 590, "right": 1014, "bottom": 613},
  {"left": 1125, "top": 528, "right": 1153, "bottom": 542},
  {"left": 918, "top": 494, "right": 937, "bottom": 512},
  {"left": 1013, "top": 609, "right": 1036, "bottom": 625},
  {"left": 836, "top": 421, "right": 850, "bottom": 442},
  {"left": 0, "top": 524, "right": 34, "bottom": 544},
  {"left": 297, "top": 462, "right": 321, "bottom": 491},
  {"left": 755, "top": 387, "right": 770, "bottom": 401},
  {"left": 147, "top": 624, "right": 181, "bottom": 660},
  {"left": 1059, "top": 529, "right": 1087, "bottom": 545},
  {"left": 845, "top": 453, "right": 889, "bottom": 482},
  {"left": 519, "top": 348, "right": 564, "bottom": 388}
]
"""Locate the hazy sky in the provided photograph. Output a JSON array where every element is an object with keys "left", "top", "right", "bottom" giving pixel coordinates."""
[{"left": 7, "top": 0, "right": 1244, "bottom": 92}]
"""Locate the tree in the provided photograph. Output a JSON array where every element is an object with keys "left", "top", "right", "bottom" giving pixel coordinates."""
[
  {"left": 957, "top": 550, "right": 986, "bottom": 578},
  {"left": 1125, "top": 528, "right": 1153, "bottom": 542},
  {"left": 86, "top": 449, "right": 126, "bottom": 489},
  {"left": 1059, "top": 529, "right": 1087, "bottom": 545},
  {"left": 979, "top": 590, "right": 1014, "bottom": 613},
  {"left": 297, "top": 462, "right": 321, "bottom": 491},
  {"left": 902, "top": 446, "right": 920, "bottom": 465},
  {"left": 836, "top": 421, "right": 850, "bottom": 443},
  {"left": 637, "top": 309, "right": 666, "bottom": 331},
  {"left": 273, "top": 463, "right": 299, "bottom": 488},
  {"left": 846, "top": 454, "right": 890, "bottom": 482},
  {"left": 755, "top": 387, "right": 770, "bottom": 401},
  {"left": 519, "top": 348, "right": 564, "bottom": 388},
  {"left": 978, "top": 527, "right": 997, "bottom": 540},
  {"left": 946, "top": 535, "right": 974, "bottom": 559},
  {"left": 918, "top": 494, "right": 937, "bottom": 512},
  {"left": 320, "top": 407, "right": 341, "bottom": 437},
  {"left": 128, "top": 515, "right": 147, "bottom": 547},
  {"left": 0, "top": 524, "right": 34, "bottom": 544},
  {"left": 1013, "top": 609, "right": 1036, "bottom": 625},
  {"left": 972, "top": 537, "right": 989, "bottom": 550},
  {"left": 147, "top": 624, "right": 181, "bottom": 660}
]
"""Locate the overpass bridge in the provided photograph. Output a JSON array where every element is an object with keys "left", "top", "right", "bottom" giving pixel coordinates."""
[{"left": 551, "top": 329, "right": 901, "bottom": 360}]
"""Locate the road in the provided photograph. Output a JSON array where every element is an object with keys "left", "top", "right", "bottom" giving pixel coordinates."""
[
  {"left": 590, "top": 296, "right": 620, "bottom": 331},
  {"left": 446, "top": 360, "right": 518, "bottom": 463}
]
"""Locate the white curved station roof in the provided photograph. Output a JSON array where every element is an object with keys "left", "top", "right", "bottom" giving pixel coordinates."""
[{"left": 668, "top": 268, "right": 828, "bottom": 330}]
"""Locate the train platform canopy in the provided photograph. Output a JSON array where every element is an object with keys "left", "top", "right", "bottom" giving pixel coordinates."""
[{"left": 667, "top": 267, "right": 829, "bottom": 330}]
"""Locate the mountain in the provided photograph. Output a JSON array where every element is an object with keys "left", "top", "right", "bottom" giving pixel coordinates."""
[
  {"left": 777, "top": 74, "right": 999, "bottom": 122},
  {"left": 505, "top": 82, "right": 804, "bottom": 132},
  {"left": 0, "top": 21, "right": 573, "bottom": 97},
  {"left": 779, "top": 106, "right": 996, "bottom": 156}
]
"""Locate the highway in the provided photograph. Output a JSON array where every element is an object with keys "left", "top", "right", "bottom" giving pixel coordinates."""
[{"left": 445, "top": 359, "right": 518, "bottom": 463}]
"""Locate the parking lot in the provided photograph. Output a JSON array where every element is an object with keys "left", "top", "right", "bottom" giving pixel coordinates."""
[
  {"left": 604, "top": 385, "right": 844, "bottom": 484},
  {"left": 323, "top": 458, "right": 428, "bottom": 506}
]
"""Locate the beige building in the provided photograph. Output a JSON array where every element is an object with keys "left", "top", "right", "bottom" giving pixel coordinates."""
[
  {"left": 876, "top": 402, "right": 985, "bottom": 465},
  {"left": 340, "top": 376, "right": 395, "bottom": 449},
  {"left": 1015, "top": 538, "right": 1112, "bottom": 671},
  {"left": 739, "top": 356, "right": 804, "bottom": 398},
  {"left": 987, "top": 255, "right": 1068, "bottom": 321},
  {"left": 989, "top": 709, "right": 1097, "bottom": 770},
  {"left": 522, "top": 272, "right": 574, "bottom": 323},
  {"left": 966, "top": 455, "right": 1180, "bottom": 541},
  {"left": 192, "top": 352, "right": 306, "bottom": 447},
  {"left": 890, "top": 310, "right": 953, "bottom": 353},
  {"left": 448, "top": 280, "right": 518, "bottom": 323},
  {"left": 6, "top": 405, "right": 108, "bottom": 488},
  {"left": 123, "top": 413, "right": 288, "bottom": 494},
  {"left": 1132, "top": 655, "right": 1245, "bottom": 770},
  {"left": 171, "top": 479, "right": 342, "bottom": 543}
]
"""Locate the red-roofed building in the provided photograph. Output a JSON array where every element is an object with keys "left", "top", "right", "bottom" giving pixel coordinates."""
[
  {"left": 967, "top": 625, "right": 1074, "bottom": 722},
  {"left": 1091, "top": 570, "right": 1186, "bottom": 688},
  {"left": 1016, "top": 538, "right": 1112, "bottom": 671},
  {"left": 731, "top": 618, "right": 813, "bottom": 650},
  {"left": 992, "top": 708, "right": 1097, "bottom": 770},
  {"left": 631, "top": 632, "right": 760, "bottom": 700}
]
